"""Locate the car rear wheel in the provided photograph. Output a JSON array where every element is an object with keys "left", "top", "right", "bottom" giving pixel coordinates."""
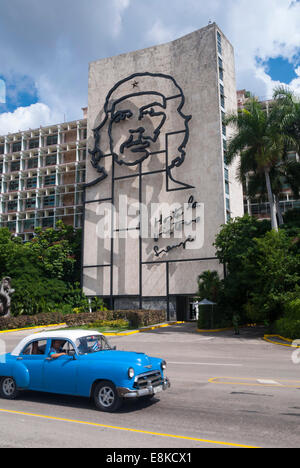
[
  {"left": 0, "top": 377, "right": 19, "bottom": 400},
  {"left": 93, "top": 381, "right": 122, "bottom": 412}
]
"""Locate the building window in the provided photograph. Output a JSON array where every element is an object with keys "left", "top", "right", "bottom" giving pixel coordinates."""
[
  {"left": 44, "top": 195, "right": 55, "bottom": 207},
  {"left": 28, "top": 158, "right": 38, "bottom": 169},
  {"left": 45, "top": 154, "right": 57, "bottom": 166},
  {"left": 217, "top": 31, "right": 222, "bottom": 55},
  {"left": 29, "top": 138, "right": 39, "bottom": 149},
  {"left": 226, "top": 198, "right": 230, "bottom": 211},
  {"left": 220, "top": 94, "right": 225, "bottom": 109},
  {"left": 26, "top": 177, "right": 37, "bottom": 189},
  {"left": 224, "top": 168, "right": 229, "bottom": 180},
  {"left": 0, "top": 145, "right": 4, "bottom": 155},
  {"left": 42, "top": 216, "right": 54, "bottom": 228},
  {"left": 11, "top": 161, "right": 20, "bottom": 172},
  {"left": 12, "top": 142, "right": 21, "bottom": 153},
  {"left": 46, "top": 135, "right": 58, "bottom": 146},
  {"left": 225, "top": 180, "right": 229, "bottom": 195},
  {"left": 7, "top": 200, "right": 18, "bottom": 211},
  {"left": 7, "top": 221, "right": 16, "bottom": 231},
  {"left": 9, "top": 180, "right": 19, "bottom": 191},
  {"left": 24, "top": 219, "right": 35, "bottom": 230},
  {"left": 26, "top": 198, "right": 36, "bottom": 209},
  {"left": 44, "top": 174, "right": 56, "bottom": 186}
]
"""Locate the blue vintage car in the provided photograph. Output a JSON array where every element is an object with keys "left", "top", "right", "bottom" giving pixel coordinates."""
[{"left": 0, "top": 330, "right": 170, "bottom": 411}]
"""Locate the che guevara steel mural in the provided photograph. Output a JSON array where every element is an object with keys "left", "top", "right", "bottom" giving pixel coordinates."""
[
  {"left": 86, "top": 72, "right": 193, "bottom": 191},
  {"left": 84, "top": 72, "right": 203, "bottom": 311}
]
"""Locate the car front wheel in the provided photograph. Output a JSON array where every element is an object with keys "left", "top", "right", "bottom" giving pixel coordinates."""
[
  {"left": 0, "top": 377, "right": 19, "bottom": 400},
  {"left": 93, "top": 381, "right": 122, "bottom": 412}
]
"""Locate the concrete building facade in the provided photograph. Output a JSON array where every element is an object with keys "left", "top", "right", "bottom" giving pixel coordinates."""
[
  {"left": 83, "top": 24, "right": 244, "bottom": 320},
  {"left": 0, "top": 116, "right": 87, "bottom": 240}
]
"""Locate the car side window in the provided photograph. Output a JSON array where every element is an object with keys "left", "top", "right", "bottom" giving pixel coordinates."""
[
  {"left": 49, "top": 339, "right": 75, "bottom": 355},
  {"left": 22, "top": 340, "right": 47, "bottom": 356},
  {"left": 61, "top": 340, "right": 75, "bottom": 354}
]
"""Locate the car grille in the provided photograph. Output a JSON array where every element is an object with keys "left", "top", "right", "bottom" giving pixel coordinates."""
[{"left": 134, "top": 370, "right": 163, "bottom": 389}]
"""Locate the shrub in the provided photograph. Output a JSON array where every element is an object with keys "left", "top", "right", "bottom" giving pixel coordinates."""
[
  {"left": 0, "top": 309, "right": 166, "bottom": 331},
  {"left": 273, "top": 296, "right": 300, "bottom": 339},
  {"left": 197, "top": 304, "right": 231, "bottom": 329},
  {"left": 86, "top": 319, "right": 129, "bottom": 329}
]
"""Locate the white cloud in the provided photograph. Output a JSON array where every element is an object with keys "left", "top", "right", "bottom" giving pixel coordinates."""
[
  {"left": 112, "top": 0, "right": 131, "bottom": 37},
  {"left": 0, "top": 103, "right": 62, "bottom": 136},
  {"left": 1, "top": 0, "right": 300, "bottom": 135},
  {"left": 222, "top": 0, "right": 300, "bottom": 97},
  {"left": 0, "top": 79, "right": 5, "bottom": 104}
]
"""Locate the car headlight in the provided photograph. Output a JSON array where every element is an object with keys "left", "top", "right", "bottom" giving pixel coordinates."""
[
  {"left": 161, "top": 360, "right": 167, "bottom": 371},
  {"left": 128, "top": 367, "right": 135, "bottom": 379}
]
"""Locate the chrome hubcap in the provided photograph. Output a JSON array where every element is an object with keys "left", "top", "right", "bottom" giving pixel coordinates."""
[
  {"left": 2, "top": 378, "right": 15, "bottom": 396},
  {"left": 98, "top": 386, "right": 115, "bottom": 407}
]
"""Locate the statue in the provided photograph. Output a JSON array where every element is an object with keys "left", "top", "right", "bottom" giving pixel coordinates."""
[{"left": 0, "top": 277, "right": 15, "bottom": 318}]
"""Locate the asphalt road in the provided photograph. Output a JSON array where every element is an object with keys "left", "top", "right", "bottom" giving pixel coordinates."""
[{"left": 0, "top": 323, "right": 300, "bottom": 448}]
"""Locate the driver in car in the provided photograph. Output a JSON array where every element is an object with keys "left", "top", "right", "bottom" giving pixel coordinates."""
[{"left": 49, "top": 340, "right": 67, "bottom": 359}]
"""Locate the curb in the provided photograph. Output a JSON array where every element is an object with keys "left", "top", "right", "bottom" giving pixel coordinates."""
[
  {"left": 197, "top": 327, "right": 234, "bottom": 333},
  {"left": 197, "top": 324, "right": 261, "bottom": 333},
  {"left": 0, "top": 323, "right": 67, "bottom": 334},
  {"left": 263, "top": 334, "right": 300, "bottom": 348},
  {"left": 102, "top": 321, "right": 186, "bottom": 336},
  {"left": 0, "top": 321, "right": 185, "bottom": 336}
]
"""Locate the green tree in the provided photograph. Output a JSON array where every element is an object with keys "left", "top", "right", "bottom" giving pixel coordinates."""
[
  {"left": 214, "top": 215, "right": 271, "bottom": 321},
  {"left": 0, "top": 223, "right": 86, "bottom": 316},
  {"left": 242, "top": 229, "right": 300, "bottom": 323},
  {"left": 225, "top": 96, "right": 291, "bottom": 231},
  {"left": 26, "top": 221, "right": 82, "bottom": 282},
  {"left": 273, "top": 86, "right": 300, "bottom": 154},
  {"left": 197, "top": 270, "right": 222, "bottom": 302}
]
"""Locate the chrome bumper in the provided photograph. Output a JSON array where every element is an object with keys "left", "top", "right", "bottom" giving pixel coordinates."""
[{"left": 117, "top": 377, "right": 170, "bottom": 399}]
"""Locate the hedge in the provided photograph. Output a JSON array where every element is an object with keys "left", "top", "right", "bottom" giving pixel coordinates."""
[
  {"left": 273, "top": 298, "right": 300, "bottom": 340},
  {"left": 0, "top": 309, "right": 167, "bottom": 331},
  {"left": 197, "top": 304, "right": 231, "bottom": 330}
]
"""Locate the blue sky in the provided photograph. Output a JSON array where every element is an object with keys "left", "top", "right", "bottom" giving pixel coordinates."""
[
  {"left": 263, "top": 57, "right": 299, "bottom": 83},
  {"left": 256, "top": 54, "right": 300, "bottom": 84},
  {"left": 0, "top": 74, "right": 38, "bottom": 113},
  {"left": 0, "top": 0, "right": 300, "bottom": 134}
]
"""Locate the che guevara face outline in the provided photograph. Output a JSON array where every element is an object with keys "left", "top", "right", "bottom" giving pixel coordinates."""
[
  {"left": 108, "top": 93, "right": 167, "bottom": 166},
  {"left": 86, "top": 72, "right": 192, "bottom": 188}
]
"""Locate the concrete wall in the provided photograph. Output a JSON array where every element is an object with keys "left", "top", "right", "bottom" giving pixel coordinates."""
[{"left": 83, "top": 23, "right": 242, "bottom": 304}]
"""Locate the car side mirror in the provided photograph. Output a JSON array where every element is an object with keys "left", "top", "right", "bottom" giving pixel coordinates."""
[{"left": 68, "top": 349, "right": 76, "bottom": 359}]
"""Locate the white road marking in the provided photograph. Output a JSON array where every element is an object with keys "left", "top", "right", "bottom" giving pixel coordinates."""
[{"left": 257, "top": 379, "right": 282, "bottom": 386}]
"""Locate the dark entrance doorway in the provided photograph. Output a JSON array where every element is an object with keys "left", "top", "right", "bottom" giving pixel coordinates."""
[{"left": 176, "top": 296, "right": 188, "bottom": 321}]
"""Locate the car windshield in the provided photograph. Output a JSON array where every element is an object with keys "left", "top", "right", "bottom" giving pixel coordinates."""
[{"left": 75, "top": 335, "right": 113, "bottom": 355}]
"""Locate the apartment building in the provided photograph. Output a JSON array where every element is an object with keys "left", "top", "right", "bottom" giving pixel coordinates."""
[
  {"left": 237, "top": 89, "right": 300, "bottom": 219},
  {"left": 0, "top": 111, "right": 87, "bottom": 240}
]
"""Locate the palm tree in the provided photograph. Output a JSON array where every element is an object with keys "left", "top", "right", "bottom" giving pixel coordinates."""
[
  {"left": 273, "top": 86, "right": 300, "bottom": 154},
  {"left": 225, "top": 97, "right": 283, "bottom": 230}
]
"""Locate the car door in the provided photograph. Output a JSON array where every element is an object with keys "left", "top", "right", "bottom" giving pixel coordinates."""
[
  {"left": 43, "top": 339, "right": 78, "bottom": 395},
  {"left": 19, "top": 339, "right": 47, "bottom": 390}
]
